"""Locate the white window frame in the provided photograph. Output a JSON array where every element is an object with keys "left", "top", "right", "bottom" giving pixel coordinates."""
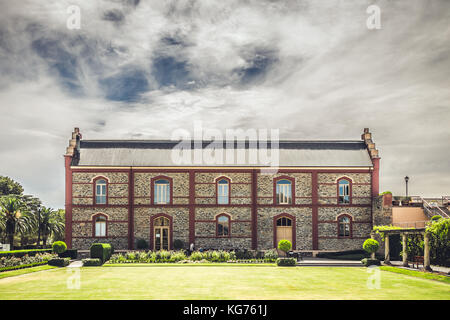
[
  {"left": 339, "top": 180, "right": 350, "bottom": 204},
  {"left": 95, "top": 179, "right": 107, "bottom": 204},
  {"left": 95, "top": 216, "right": 106, "bottom": 237},
  {"left": 217, "top": 179, "right": 229, "bottom": 205},
  {"left": 276, "top": 180, "right": 292, "bottom": 204},
  {"left": 154, "top": 180, "right": 170, "bottom": 204}
]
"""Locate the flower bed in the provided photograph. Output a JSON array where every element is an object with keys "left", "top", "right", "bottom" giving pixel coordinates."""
[
  {"left": 0, "top": 252, "right": 56, "bottom": 272},
  {"left": 108, "top": 249, "right": 278, "bottom": 264}
]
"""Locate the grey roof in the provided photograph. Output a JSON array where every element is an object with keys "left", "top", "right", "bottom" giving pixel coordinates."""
[{"left": 73, "top": 140, "right": 373, "bottom": 167}]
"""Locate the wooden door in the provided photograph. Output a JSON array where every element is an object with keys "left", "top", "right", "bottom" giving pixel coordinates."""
[{"left": 276, "top": 217, "right": 293, "bottom": 255}]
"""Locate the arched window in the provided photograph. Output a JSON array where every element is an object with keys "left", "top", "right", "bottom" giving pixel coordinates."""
[
  {"left": 154, "top": 179, "right": 170, "bottom": 204},
  {"left": 338, "top": 178, "right": 351, "bottom": 204},
  {"left": 94, "top": 215, "right": 107, "bottom": 237},
  {"left": 95, "top": 179, "right": 107, "bottom": 204},
  {"left": 338, "top": 215, "right": 351, "bottom": 237},
  {"left": 216, "top": 214, "right": 230, "bottom": 237},
  {"left": 276, "top": 179, "right": 292, "bottom": 204},
  {"left": 276, "top": 216, "right": 292, "bottom": 227},
  {"left": 217, "top": 178, "right": 230, "bottom": 205}
]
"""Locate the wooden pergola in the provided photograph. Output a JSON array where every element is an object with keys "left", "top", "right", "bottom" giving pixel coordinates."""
[{"left": 374, "top": 228, "right": 432, "bottom": 271}]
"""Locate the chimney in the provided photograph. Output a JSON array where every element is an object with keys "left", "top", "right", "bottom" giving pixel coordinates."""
[
  {"left": 362, "top": 128, "right": 381, "bottom": 197},
  {"left": 65, "top": 127, "right": 82, "bottom": 157}
]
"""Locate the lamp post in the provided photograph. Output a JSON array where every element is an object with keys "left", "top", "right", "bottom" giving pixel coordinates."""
[{"left": 404, "top": 176, "right": 409, "bottom": 198}]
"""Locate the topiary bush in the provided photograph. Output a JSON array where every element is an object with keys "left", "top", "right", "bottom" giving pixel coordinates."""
[
  {"left": 90, "top": 243, "right": 112, "bottom": 263},
  {"left": 52, "top": 241, "right": 67, "bottom": 255},
  {"left": 277, "top": 240, "right": 292, "bottom": 256},
  {"left": 136, "top": 239, "right": 148, "bottom": 250},
  {"left": 363, "top": 239, "right": 380, "bottom": 259},
  {"left": 173, "top": 239, "right": 184, "bottom": 250},
  {"left": 48, "top": 257, "right": 70, "bottom": 267},
  {"left": 276, "top": 258, "right": 296, "bottom": 266},
  {"left": 82, "top": 258, "right": 102, "bottom": 266},
  {"left": 361, "top": 258, "right": 381, "bottom": 267}
]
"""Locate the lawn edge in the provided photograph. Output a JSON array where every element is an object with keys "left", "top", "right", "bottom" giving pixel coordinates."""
[
  {"left": 380, "top": 266, "right": 450, "bottom": 284},
  {"left": 0, "top": 265, "right": 58, "bottom": 280},
  {"left": 102, "top": 263, "right": 276, "bottom": 267}
]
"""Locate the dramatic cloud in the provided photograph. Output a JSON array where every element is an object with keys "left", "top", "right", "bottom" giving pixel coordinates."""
[{"left": 0, "top": 0, "right": 449, "bottom": 207}]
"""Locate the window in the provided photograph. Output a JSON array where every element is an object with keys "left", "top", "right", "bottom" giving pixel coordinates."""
[
  {"left": 217, "top": 178, "right": 230, "bottom": 205},
  {"left": 338, "top": 179, "right": 350, "bottom": 204},
  {"left": 95, "top": 179, "right": 107, "bottom": 204},
  {"left": 276, "top": 217, "right": 292, "bottom": 226},
  {"left": 154, "top": 179, "right": 170, "bottom": 204},
  {"left": 276, "top": 179, "right": 292, "bottom": 204},
  {"left": 217, "top": 215, "right": 230, "bottom": 237},
  {"left": 94, "top": 215, "right": 106, "bottom": 237},
  {"left": 338, "top": 216, "right": 351, "bottom": 237}
]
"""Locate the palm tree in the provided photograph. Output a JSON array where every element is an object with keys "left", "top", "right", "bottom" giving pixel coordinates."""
[
  {"left": 0, "top": 197, "right": 23, "bottom": 248},
  {"left": 37, "top": 207, "right": 64, "bottom": 246}
]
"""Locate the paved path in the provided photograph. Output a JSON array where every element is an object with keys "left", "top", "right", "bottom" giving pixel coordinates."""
[
  {"left": 67, "top": 260, "right": 83, "bottom": 268},
  {"left": 297, "top": 257, "right": 363, "bottom": 267},
  {"left": 388, "top": 260, "right": 450, "bottom": 274}
]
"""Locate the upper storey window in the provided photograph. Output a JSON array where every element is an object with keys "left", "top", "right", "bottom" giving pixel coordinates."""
[
  {"left": 154, "top": 179, "right": 170, "bottom": 204},
  {"left": 217, "top": 178, "right": 230, "bottom": 205},
  {"left": 276, "top": 179, "right": 292, "bottom": 204},
  {"left": 95, "top": 179, "right": 107, "bottom": 204},
  {"left": 338, "top": 179, "right": 351, "bottom": 204}
]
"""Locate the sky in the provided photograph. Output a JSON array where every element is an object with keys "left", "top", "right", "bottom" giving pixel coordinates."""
[{"left": 0, "top": 0, "right": 449, "bottom": 208}]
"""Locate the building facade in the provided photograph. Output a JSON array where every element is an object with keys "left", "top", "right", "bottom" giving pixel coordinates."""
[{"left": 64, "top": 128, "right": 380, "bottom": 252}]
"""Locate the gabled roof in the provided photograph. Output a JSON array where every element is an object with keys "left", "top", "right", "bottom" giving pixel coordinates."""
[{"left": 72, "top": 139, "right": 374, "bottom": 167}]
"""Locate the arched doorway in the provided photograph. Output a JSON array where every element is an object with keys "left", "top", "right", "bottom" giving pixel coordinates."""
[
  {"left": 275, "top": 216, "right": 293, "bottom": 250},
  {"left": 153, "top": 216, "right": 171, "bottom": 250}
]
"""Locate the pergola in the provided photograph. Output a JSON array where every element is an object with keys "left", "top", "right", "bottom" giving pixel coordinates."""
[{"left": 374, "top": 228, "right": 432, "bottom": 271}]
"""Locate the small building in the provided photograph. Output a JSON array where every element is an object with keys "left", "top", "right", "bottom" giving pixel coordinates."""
[{"left": 64, "top": 128, "right": 381, "bottom": 252}]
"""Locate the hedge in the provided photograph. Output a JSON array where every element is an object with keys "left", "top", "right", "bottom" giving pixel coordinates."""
[
  {"left": 58, "top": 249, "right": 78, "bottom": 259},
  {"left": 48, "top": 258, "right": 70, "bottom": 267},
  {"left": 276, "top": 258, "right": 296, "bottom": 266},
  {"left": 82, "top": 258, "right": 102, "bottom": 266},
  {"left": 0, "top": 249, "right": 53, "bottom": 258},
  {"left": 0, "top": 261, "right": 48, "bottom": 273},
  {"left": 90, "top": 243, "right": 112, "bottom": 263}
]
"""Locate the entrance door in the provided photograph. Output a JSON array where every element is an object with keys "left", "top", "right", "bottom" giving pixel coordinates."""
[
  {"left": 276, "top": 217, "right": 293, "bottom": 255},
  {"left": 153, "top": 217, "right": 170, "bottom": 250}
]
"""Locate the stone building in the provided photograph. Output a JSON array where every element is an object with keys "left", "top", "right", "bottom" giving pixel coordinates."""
[{"left": 64, "top": 128, "right": 380, "bottom": 252}]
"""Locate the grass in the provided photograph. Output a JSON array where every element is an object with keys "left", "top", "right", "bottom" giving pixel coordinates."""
[
  {"left": 380, "top": 266, "right": 450, "bottom": 284},
  {"left": 0, "top": 265, "right": 449, "bottom": 300},
  {"left": 0, "top": 265, "right": 57, "bottom": 280}
]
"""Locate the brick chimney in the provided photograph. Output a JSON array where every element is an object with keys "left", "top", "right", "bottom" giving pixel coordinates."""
[{"left": 362, "top": 128, "right": 380, "bottom": 197}]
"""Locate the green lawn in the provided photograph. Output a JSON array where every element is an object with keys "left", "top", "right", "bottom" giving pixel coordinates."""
[{"left": 0, "top": 265, "right": 449, "bottom": 300}]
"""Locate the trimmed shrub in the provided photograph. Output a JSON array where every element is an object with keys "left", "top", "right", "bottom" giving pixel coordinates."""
[
  {"left": 136, "top": 239, "right": 148, "bottom": 250},
  {"left": 276, "top": 258, "right": 296, "bottom": 266},
  {"left": 82, "top": 258, "right": 102, "bottom": 266},
  {"left": 0, "top": 249, "right": 52, "bottom": 259},
  {"left": 431, "top": 215, "right": 442, "bottom": 222},
  {"left": 58, "top": 249, "right": 78, "bottom": 259},
  {"left": 363, "top": 239, "right": 380, "bottom": 256},
  {"left": 90, "top": 243, "right": 112, "bottom": 263},
  {"left": 190, "top": 251, "right": 204, "bottom": 261},
  {"left": 48, "top": 258, "right": 70, "bottom": 267},
  {"left": 169, "top": 251, "right": 187, "bottom": 262},
  {"left": 52, "top": 241, "right": 67, "bottom": 255},
  {"left": 361, "top": 258, "right": 381, "bottom": 267},
  {"left": 0, "top": 261, "right": 48, "bottom": 273},
  {"left": 278, "top": 240, "right": 292, "bottom": 254},
  {"left": 173, "top": 239, "right": 184, "bottom": 250}
]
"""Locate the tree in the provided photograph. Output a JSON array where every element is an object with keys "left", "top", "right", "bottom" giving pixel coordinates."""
[
  {"left": 37, "top": 207, "right": 65, "bottom": 246},
  {"left": 363, "top": 238, "right": 380, "bottom": 259},
  {"left": 278, "top": 240, "right": 292, "bottom": 256},
  {"left": 0, "top": 176, "right": 24, "bottom": 196},
  {"left": 0, "top": 197, "right": 24, "bottom": 247}
]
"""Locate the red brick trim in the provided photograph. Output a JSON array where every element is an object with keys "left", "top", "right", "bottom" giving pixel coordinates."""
[
  {"left": 128, "top": 169, "right": 134, "bottom": 249},
  {"left": 72, "top": 236, "right": 128, "bottom": 239},
  {"left": 189, "top": 171, "right": 195, "bottom": 245},
  {"left": 312, "top": 172, "right": 318, "bottom": 250},
  {"left": 195, "top": 219, "right": 251, "bottom": 223},
  {"left": 73, "top": 220, "right": 128, "bottom": 223},
  {"left": 371, "top": 158, "right": 380, "bottom": 197},
  {"left": 92, "top": 213, "right": 108, "bottom": 238},
  {"left": 195, "top": 235, "right": 251, "bottom": 239},
  {"left": 273, "top": 176, "right": 295, "bottom": 205},
  {"left": 251, "top": 169, "right": 257, "bottom": 249},
  {"left": 150, "top": 175, "right": 173, "bottom": 205},
  {"left": 149, "top": 213, "right": 174, "bottom": 250},
  {"left": 273, "top": 213, "right": 296, "bottom": 250},
  {"left": 64, "top": 155, "right": 73, "bottom": 248}
]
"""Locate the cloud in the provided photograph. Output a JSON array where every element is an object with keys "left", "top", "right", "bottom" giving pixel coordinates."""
[{"left": 0, "top": 0, "right": 449, "bottom": 207}]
